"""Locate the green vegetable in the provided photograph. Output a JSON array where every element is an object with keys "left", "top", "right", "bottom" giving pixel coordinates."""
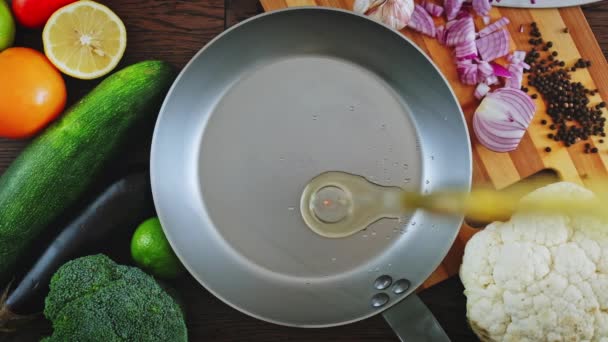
[
  {"left": 131, "top": 217, "right": 185, "bottom": 279},
  {"left": 0, "top": 0, "right": 15, "bottom": 51},
  {"left": 43, "top": 254, "right": 187, "bottom": 341},
  {"left": 0, "top": 60, "right": 175, "bottom": 284}
]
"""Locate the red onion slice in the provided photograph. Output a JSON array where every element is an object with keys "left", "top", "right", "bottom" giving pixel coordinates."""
[
  {"left": 473, "top": 0, "right": 491, "bottom": 17},
  {"left": 477, "top": 17, "right": 510, "bottom": 37},
  {"left": 454, "top": 40, "right": 477, "bottom": 60},
  {"left": 484, "top": 74, "right": 499, "bottom": 85},
  {"left": 436, "top": 25, "right": 447, "bottom": 44},
  {"left": 477, "top": 60, "right": 493, "bottom": 80},
  {"left": 476, "top": 29, "right": 510, "bottom": 61},
  {"left": 474, "top": 82, "right": 491, "bottom": 99},
  {"left": 457, "top": 62, "right": 479, "bottom": 85},
  {"left": 473, "top": 87, "right": 536, "bottom": 152},
  {"left": 505, "top": 63, "right": 523, "bottom": 88},
  {"left": 490, "top": 61, "right": 511, "bottom": 78},
  {"left": 446, "top": 16, "right": 475, "bottom": 46},
  {"left": 409, "top": 4, "right": 436, "bottom": 37},
  {"left": 507, "top": 50, "right": 526, "bottom": 64},
  {"left": 444, "top": 0, "right": 465, "bottom": 20},
  {"left": 423, "top": 1, "right": 444, "bottom": 17}
]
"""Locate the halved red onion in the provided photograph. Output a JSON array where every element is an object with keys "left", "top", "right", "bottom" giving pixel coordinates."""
[
  {"left": 477, "top": 17, "right": 510, "bottom": 37},
  {"left": 446, "top": 16, "right": 475, "bottom": 46},
  {"left": 474, "top": 82, "right": 491, "bottom": 99},
  {"left": 490, "top": 61, "right": 511, "bottom": 78},
  {"left": 455, "top": 40, "right": 477, "bottom": 60},
  {"left": 473, "top": 87, "right": 536, "bottom": 152},
  {"left": 409, "top": 4, "right": 436, "bottom": 37},
  {"left": 473, "top": 0, "right": 491, "bottom": 17},
  {"left": 423, "top": 0, "right": 444, "bottom": 17},
  {"left": 476, "top": 29, "right": 510, "bottom": 61},
  {"left": 444, "top": 0, "right": 465, "bottom": 20}
]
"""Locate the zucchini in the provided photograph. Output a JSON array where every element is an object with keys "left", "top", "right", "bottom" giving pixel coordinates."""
[
  {"left": 0, "top": 172, "right": 154, "bottom": 328},
  {"left": 0, "top": 60, "right": 175, "bottom": 284}
]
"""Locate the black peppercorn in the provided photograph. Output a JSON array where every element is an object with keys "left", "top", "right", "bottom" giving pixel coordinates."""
[
  {"left": 541, "top": 119, "right": 547, "bottom": 125},
  {"left": 591, "top": 147, "right": 599, "bottom": 153},
  {"left": 531, "top": 94, "right": 538, "bottom": 99},
  {"left": 600, "top": 102, "right": 606, "bottom": 108},
  {"left": 563, "top": 27, "right": 569, "bottom": 33},
  {"left": 549, "top": 124, "right": 556, "bottom": 130},
  {"left": 545, "top": 147, "right": 552, "bottom": 152}
]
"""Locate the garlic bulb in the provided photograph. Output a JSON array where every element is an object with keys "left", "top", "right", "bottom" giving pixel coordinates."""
[{"left": 353, "top": 0, "right": 415, "bottom": 31}]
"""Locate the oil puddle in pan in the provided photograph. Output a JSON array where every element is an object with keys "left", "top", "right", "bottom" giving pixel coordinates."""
[{"left": 300, "top": 171, "right": 410, "bottom": 238}]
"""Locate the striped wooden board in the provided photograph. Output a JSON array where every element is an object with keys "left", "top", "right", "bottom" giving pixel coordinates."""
[{"left": 260, "top": 0, "right": 608, "bottom": 290}]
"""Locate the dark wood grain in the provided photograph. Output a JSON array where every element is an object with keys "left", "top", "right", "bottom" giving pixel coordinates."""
[{"left": 0, "top": 1, "right": 606, "bottom": 341}]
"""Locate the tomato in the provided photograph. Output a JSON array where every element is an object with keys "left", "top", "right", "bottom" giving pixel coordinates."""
[
  {"left": 11, "top": 0, "right": 76, "bottom": 29},
  {"left": 0, "top": 47, "right": 66, "bottom": 139}
]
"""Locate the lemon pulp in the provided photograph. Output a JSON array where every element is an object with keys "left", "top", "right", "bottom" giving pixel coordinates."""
[{"left": 42, "top": 1, "right": 126, "bottom": 79}]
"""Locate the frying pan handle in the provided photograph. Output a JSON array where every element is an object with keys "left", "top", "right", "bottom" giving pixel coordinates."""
[{"left": 382, "top": 293, "right": 451, "bottom": 342}]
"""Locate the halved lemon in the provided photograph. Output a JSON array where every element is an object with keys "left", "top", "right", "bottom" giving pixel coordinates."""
[{"left": 42, "top": 1, "right": 126, "bottom": 80}]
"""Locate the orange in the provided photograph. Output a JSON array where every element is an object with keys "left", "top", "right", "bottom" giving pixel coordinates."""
[{"left": 0, "top": 47, "right": 67, "bottom": 139}]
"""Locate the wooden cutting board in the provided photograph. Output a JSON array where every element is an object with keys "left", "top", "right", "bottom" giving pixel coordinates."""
[{"left": 260, "top": 0, "right": 608, "bottom": 290}]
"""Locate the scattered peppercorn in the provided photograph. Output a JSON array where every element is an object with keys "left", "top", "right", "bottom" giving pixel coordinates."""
[
  {"left": 600, "top": 102, "right": 606, "bottom": 108},
  {"left": 525, "top": 23, "right": 605, "bottom": 151},
  {"left": 591, "top": 147, "right": 599, "bottom": 153},
  {"left": 600, "top": 139, "right": 604, "bottom": 143},
  {"left": 563, "top": 27, "right": 569, "bottom": 33},
  {"left": 545, "top": 147, "right": 552, "bottom": 152}
]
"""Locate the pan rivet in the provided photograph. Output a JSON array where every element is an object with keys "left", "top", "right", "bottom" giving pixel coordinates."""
[
  {"left": 371, "top": 293, "right": 389, "bottom": 308},
  {"left": 392, "top": 279, "right": 411, "bottom": 294},
  {"left": 374, "top": 275, "right": 393, "bottom": 290},
  {"left": 311, "top": 186, "right": 351, "bottom": 223}
]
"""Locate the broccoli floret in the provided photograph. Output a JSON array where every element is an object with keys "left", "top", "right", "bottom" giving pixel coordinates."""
[{"left": 43, "top": 254, "right": 187, "bottom": 342}]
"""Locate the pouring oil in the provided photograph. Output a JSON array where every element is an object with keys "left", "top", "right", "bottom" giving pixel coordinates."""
[{"left": 301, "top": 171, "right": 608, "bottom": 238}]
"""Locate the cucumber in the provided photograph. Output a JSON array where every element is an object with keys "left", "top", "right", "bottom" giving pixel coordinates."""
[{"left": 0, "top": 60, "right": 175, "bottom": 284}]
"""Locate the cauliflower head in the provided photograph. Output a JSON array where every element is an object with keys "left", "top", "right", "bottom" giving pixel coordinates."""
[{"left": 460, "top": 181, "right": 608, "bottom": 342}]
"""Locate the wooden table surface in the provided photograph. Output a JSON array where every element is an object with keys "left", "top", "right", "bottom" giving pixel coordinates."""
[{"left": 0, "top": 0, "right": 607, "bottom": 341}]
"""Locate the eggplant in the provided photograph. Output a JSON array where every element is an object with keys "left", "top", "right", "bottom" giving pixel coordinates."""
[{"left": 0, "top": 172, "right": 154, "bottom": 329}]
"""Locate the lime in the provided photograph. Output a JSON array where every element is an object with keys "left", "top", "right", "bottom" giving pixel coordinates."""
[
  {"left": 131, "top": 217, "right": 185, "bottom": 279},
  {"left": 0, "top": 0, "right": 15, "bottom": 52}
]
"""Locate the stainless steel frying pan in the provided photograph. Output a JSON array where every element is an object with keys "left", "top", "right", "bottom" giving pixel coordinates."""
[{"left": 151, "top": 7, "right": 472, "bottom": 341}]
